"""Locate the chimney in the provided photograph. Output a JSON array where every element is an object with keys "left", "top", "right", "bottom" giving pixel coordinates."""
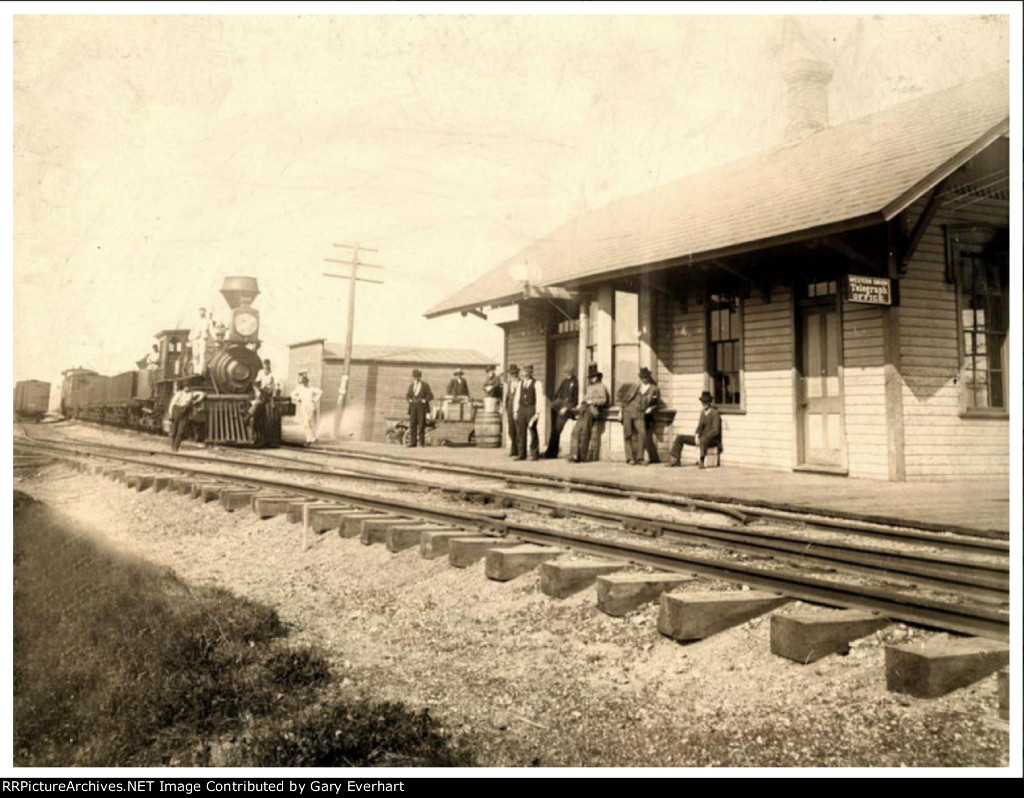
[{"left": 780, "top": 17, "right": 834, "bottom": 143}]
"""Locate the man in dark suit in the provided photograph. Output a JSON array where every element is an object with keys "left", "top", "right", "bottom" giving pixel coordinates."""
[
  {"left": 515, "top": 364, "right": 540, "bottom": 461},
  {"left": 504, "top": 364, "right": 520, "bottom": 457},
  {"left": 620, "top": 367, "right": 662, "bottom": 465},
  {"left": 669, "top": 390, "right": 722, "bottom": 468},
  {"left": 545, "top": 365, "right": 578, "bottom": 459},
  {"left": 446, "top": 369, "right": 469, "bottom": 397},
  {"left": 405, "top": 369, "right": 434, "bottom": 447}
]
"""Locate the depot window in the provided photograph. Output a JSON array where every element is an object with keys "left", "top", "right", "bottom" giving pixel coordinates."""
[
  {"left": 612, "top": 290, "right": 640, "bottom": 397},
  {"left": 706, "top": 291, "right": 743, "bottom": 407},
  {"left": 948, "top": 225, "right": 1009, "bottom": 415}
]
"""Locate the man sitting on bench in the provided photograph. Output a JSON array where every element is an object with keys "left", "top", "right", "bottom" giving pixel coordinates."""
[{"left": 668, "top": 390, "right": 722, "bottom": 468}]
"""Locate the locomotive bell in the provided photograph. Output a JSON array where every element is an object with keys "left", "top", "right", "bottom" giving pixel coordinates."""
[{"left": 220, "top": 276, "right": 260, "bottom": 309}]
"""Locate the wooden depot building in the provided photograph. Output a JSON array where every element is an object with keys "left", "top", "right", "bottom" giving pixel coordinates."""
[{"left": 425, "top": 64, "right": 1010, "bottom": 482}]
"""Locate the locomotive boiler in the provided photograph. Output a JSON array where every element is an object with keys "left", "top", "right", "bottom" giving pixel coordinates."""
[{"left": 61, "top": 276, "right": 293, "bottom": 446}]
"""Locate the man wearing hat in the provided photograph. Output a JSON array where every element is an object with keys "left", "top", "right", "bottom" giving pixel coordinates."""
[
  {"left": 446, "top": 368, "right": 470, "bottom": 398},
  {"left": 544, "top": 365, "right": 578, "bottom": 459},
  {"left": 482, "top": 364, "right": 502, "bottom": 401},
  {"left": 405, "top": 369, "right": 434, "bottom": 447},
  {"left": 620, "top": 367, "right": 662, "bottom": 465},
  {"left": 568, "top": 365, "right": 609, "bottom": 462},
  {"left": 669, "top": 390, "right": 722, "bottom": 468},
  {"left": 514, "top": 364, "right": 541, "bottom": 460},
  {"left": 504, "top": 365, "right": 520, "bottom": 456},
  {"left": 290, "top": 372, "right": 323, "bottom": 446}
]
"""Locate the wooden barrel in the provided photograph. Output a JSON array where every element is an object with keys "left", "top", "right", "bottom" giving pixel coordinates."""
[{"left": 474, "top": 410, "right": 502, "bottom": 448}]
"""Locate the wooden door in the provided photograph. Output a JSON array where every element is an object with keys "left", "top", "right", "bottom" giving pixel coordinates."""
[
  {"left": 797, "top": 300, "right": 845, "bottom": 468},
  {"left": 551, "top": 333, "right": 579, "bottom": 395}
]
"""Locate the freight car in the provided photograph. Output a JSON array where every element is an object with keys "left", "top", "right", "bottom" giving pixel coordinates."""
[
  {"left": 61, "top": 276, "right": 293, "bottom": 446},
  {"left": 14, "top": 380, "right": 51, "bottom": 421}
]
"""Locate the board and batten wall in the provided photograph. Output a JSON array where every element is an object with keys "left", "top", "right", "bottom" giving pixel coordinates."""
[
  {"left": 665, "top": 282, "right": 796, "bottom": 471},
  {"left": 502, "top": 309, "right": 550, "bottom": 448},
  {"left": 897, "top": 192, "right": 1009, "bottom": 481},
  {"left": 841, "top": 301, "right": 890, "bottom": 480}
]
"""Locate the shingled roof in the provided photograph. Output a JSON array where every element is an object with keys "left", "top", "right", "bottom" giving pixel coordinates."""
[
  {"left": 289, "top": 340, "right": 495, "bottom": 366},
  {"left": 426, "top": 69, "right": 1009, "bottom": 319}
]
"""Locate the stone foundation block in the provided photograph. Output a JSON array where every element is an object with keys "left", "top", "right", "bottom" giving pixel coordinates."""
[
  {"left": 448, "top": 536, "right": 519, "bottom": 568},
  {"left": 997, "top": 669, "right": 1009, "bottom": 720},
  {"left": 200, "top": 484, "right": 228, "bottom": 502},
  {"left": 190, "top": 481, "right": 223, "bottom": 499},
  {"left": 420, "top": 530, "right": 477, "bottom": 559},
  {"left": 387, "top": 525, "right": 448, "bottom": 553},
  {"left": 360, "top": 517, "right": 420, "bottom": 546},
  {"left": 170, "top": 477, "right": 193, "bottom": 494},
  {"left": 251, "top": 495, "right": 297, "bottom": 518},
  {"left": 485, "top": 545, "right": 563, "bottom": 581},
  {"left": 305, "top": 508, "right": 362, "bottom": 533},
  {"left": 885, "top": 637, "right": 1010, "bottom": 698},
  {"left": 288, "top": 501, "right": 343, "bottom": 524},
  {"left": 540, "top": 560, "right": 625, "bottom": 599},
  {"left": 126, "top": 474, "right": 155, "bottom": 491},
  {"left": 596, "top": 573, "right": 697, "bottom": 617},
  {"left": 106, "top": 468, "right": 126, "bottom": 483},
  {"left": 152, "top": 476, "right": 172, "bottom": 492},
  {"left": 771, "top": 610, "right": 890, "bottom": 664},
  {"left": 339, "top": 513, "right": 386, "bottom": 538},
  {"left": 658, "top": 590, "right": 791, "bottom": 641},
  {"left": 221, "top": 490, "right": 258, "bottom": 512}
]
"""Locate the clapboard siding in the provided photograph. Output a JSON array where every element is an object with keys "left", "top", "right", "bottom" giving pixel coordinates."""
[
  {"left": 505, "top": 315, "right": 549, "bottom": 389},
  {"left": 898, "top": 181, "right": 1008, "bottom": 481}
]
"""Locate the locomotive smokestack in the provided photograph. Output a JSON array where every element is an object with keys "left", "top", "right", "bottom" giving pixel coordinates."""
[{"left": 220, "top": 276, "right": 260, "bottom": 309}]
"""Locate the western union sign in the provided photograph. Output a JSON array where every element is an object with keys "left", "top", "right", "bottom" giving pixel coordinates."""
[{"left": 845, "top": 275, "right": 892, "bottom": 305}]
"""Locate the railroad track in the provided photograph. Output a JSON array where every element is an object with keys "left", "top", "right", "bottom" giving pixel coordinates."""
[{"left": 14, "top": 432, "right": 1010, "bottom": 642}]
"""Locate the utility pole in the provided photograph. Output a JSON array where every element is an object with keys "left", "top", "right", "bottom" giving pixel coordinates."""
[{"left": 323, "top": 243, "right": 385, "bottom": 440}]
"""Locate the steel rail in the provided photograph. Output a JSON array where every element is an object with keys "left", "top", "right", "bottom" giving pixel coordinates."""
[
  {"left": 15, "top": 436, "right": 1009, "bottom": 601},
  {"left": 22, "top": 438, "right": 1009, "bottom": 641}
]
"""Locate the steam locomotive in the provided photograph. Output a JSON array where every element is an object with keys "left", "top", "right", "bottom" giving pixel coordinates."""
[{"left": 61, "top": 276, "right": 293, "bottom": 446}]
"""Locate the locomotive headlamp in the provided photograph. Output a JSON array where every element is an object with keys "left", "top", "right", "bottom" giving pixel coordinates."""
[{"left": 233, "top": 312, "right": 259, "bottom": 337}]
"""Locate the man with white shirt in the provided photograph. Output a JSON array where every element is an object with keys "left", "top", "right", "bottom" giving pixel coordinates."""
[
  {"left": 188, "top": 307, "right": 215, "bottom": 376},
  {"left": 503, "top": 364, "right": 520, "bottom": 457},
  {"left": 290, "top": 372, "right": 323, "bottom": 446},
  {"left": 514, "top": 364, "right": 541, "bottom": 461},
  {"left": 405, "top": 369, "right": 434, "bottom": 447},
  {"left": 255, "top": 359, "right": 276, "bottom": 396}
]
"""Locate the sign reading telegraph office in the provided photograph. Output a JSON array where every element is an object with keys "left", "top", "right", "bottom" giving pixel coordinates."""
[{"left": 845, "top": 275, "right": 893, "bottom": 306}]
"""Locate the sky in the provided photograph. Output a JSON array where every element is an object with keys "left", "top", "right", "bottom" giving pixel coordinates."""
[{"left": 11, "top": 10, "right": 1012, "bottom": 396}]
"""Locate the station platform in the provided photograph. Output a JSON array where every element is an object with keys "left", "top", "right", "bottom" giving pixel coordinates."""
[{"left": 306, "top": 439, "right": 1011, "bottom": 537}]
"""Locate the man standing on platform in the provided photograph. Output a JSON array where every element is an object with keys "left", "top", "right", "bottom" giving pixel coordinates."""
[
  {"left": 504, "top": 364, "right": 520, "bottom": 457},
  {"left": 545, "top": 365, "right": 578, "bottom": 459},
  {"left": 568, "top": 366, "right": 609, "bottom": 462},
  {"left": 291, "top": 372, "right": 323, "bottom": 446},
  {"left": 668, "top": 391, "right": 722, "bottom": 468},
  {"left": 405, "top": 368, "right": 433, "bottom": 447},
  {"left": 620, "top": 367, "right": 662, "bottom": 465},
  {"left": 514, "top": 364, "right": 540, "bottom": 461},
  {"left": 446, "top": 368, "right": 469, "bottom": 397}
]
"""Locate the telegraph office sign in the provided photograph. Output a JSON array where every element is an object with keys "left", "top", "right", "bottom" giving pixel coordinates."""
[{"left": 845, "top": 275, "right": 892, "bottom": 306}]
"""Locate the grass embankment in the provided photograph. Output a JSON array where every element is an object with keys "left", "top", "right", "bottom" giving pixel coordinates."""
[{"left": 12, "top": 490, "right": 474, "bottom": 767}]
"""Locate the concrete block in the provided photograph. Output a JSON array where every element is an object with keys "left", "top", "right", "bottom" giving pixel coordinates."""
[
  {"left": 360, "top": 517, "right": 419, "bottom": 546},
  {"left": 288, "top": 501, "right": 344, "bottom": 525},
  {"left": 596, "top": 573, "right": 697, "bottom": 617},
  {"left": 339, "top": 513, "right": 386, "bottom": 538},
  {"left": 540, "top": 560, "right": 625, "bottom": 599},
  {"left": 485, "top": 545, "right": 563, "bottom": 582},
  {"left": 387, "top": 525, "right": 454, "bottom": 553},
  {"left": 220, "top": 490, "right": 258, "bottom": 512},
  {"left": 86, "top": 462, "right": 104, "bottom": 475},
  {"left": 125, "top": 474, "right": 155, "bottom": 491},
  {"left": 200, "top": 484, "right": 228, "bottom": 502},
  {"left": 658, "top": 590, "right": 791, "bottom": 641},
  {"left": 251, "top": 494, "right": 298, "bottom": 518},
  {"left": 170, "top": 477, "right": 193, "bottom": 494},
  {"left": 448, "top": 536, "right": 519, "bottom": 568},
  {"left": 106, "top": 468, "right": 126, "bottom": 483},
  {"left": 420, "top": 530, "right": 478, "bottom": 559},
  {"left": 152, "top": 476, "right": 172, "bottom": 492},
  {"left": 997, "top": 668, "right": 1009, "bottom": 720},
  {"left": 771, "top": 610, "right": 890, "bottom": 664},
  {"left": 190, "top": 481, "right": 224, "bottom": 499},
  {"left": 306, "top": 508, "right": 362, "bottom": 533},
  {"left": 885, "top": 637, "right": 1010, "bottom": 698}
]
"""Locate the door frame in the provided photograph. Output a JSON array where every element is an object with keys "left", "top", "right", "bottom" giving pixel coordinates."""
[{"left": 793, "top": 282, "right": 848, "bottom": 474}]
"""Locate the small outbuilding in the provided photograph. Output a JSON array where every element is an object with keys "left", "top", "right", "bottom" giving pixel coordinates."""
[{"left": 287, "top": 340, "right": 496, "bottom": 441}]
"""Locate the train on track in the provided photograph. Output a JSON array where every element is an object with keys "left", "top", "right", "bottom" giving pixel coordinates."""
[
  {"left": 60, "top": 276, "right": 293, "bottom": 446},
  {"left": 14, "top": 380, "right": 51, "bottom": 421}
]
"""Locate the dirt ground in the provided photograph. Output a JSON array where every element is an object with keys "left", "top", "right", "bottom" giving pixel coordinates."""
[{"left": 15, "top": 461, "right": 1010, "bottom": 769}]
